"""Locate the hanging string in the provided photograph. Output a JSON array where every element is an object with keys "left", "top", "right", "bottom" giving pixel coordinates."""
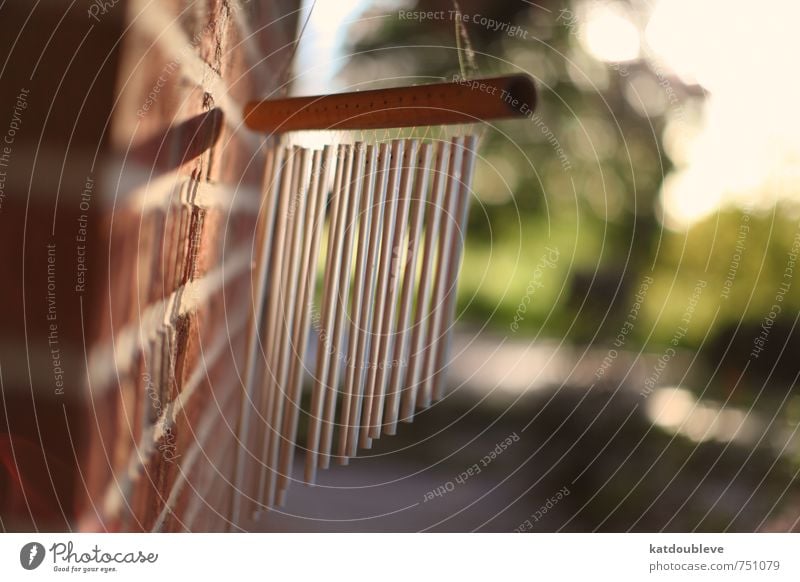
[
  {"left": 453, "top": 0, "right": 478, "bottom": 80},
  {"left": 278, "top": 0, "right": 318, "bottom": 97}
]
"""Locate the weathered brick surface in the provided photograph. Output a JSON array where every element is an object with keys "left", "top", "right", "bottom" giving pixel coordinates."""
[
  {"left": 0, "top": 0, "right": 124, "bottom": 531},
  {"left": 0, "top": 0, "right": 298, "bottom": 531}
]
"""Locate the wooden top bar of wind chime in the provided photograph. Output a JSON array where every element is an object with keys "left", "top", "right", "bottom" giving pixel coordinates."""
[{"left": 244, "top": 74, "right": 537, "bottom": 132}]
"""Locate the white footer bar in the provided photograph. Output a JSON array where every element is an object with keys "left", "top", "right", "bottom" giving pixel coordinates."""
[{"left": 1, "top": 533, "right": 797, "bottom": 581}]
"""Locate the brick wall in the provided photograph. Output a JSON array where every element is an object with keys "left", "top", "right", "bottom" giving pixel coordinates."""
[{"left": 0, "top": 0, "right": 298, "bottom": 532}]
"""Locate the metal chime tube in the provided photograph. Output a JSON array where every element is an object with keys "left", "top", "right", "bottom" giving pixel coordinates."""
[
  {"left": 340, "top": 143, "right": 391, "bottom": 460},
  {"left": 275, "top": 151, "right": 323, "bottom": 505},
  {"left": 418, "top": 137, "right": 465, "bottom": 409},
  {"left": 383, "top": 143, "right": 434, "bottom": 435},
  {"left": 305, "top": 145, "right": 350, "bottom": 484},
  {"left": 231, "top": 144, "right": 283, "bottom": 524},
  {"left": 336, "top": 144, "right": 381, "bottom": 466},
  {"left": 263, "top": 149, "right": 310, "bottom": 507},
  {"left": 431, "top": 136, "right": 478, "bottom": 402},
  {"left": 368, "top": 141, "right": 419, "bottom": 440},
  {"left": 255, "top": 148, "right": 297, "bottom": 506},
  {"left": 399, "top": 140, "right": 451, "bottom": 423},
  {"left": 359, "top": 140, "right": 405, "bottom": 449},
  {"left": 276, "top": 147, "right": 332, "bottom": 504},
  {"left": 318, "top": 144, "right": 367, "bottom": 469},
  {"left": 268, "top": 151, "right": 313, "bottom": 504}
]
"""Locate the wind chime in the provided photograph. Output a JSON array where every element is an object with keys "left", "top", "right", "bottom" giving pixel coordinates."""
[{"left": 231, "top": 73, "right": 537, "bottom": 522}]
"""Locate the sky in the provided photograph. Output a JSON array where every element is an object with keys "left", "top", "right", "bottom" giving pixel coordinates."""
[{"left": 582, "top": 0, "right": 800, "bottom": 228}]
